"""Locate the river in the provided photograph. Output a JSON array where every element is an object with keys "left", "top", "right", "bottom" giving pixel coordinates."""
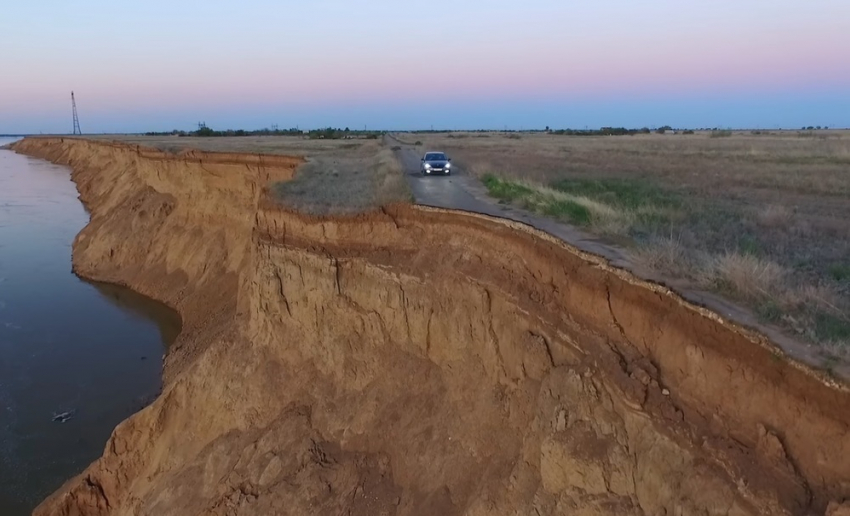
[{"left": 0, "top": 138, "right": 179, "bottom": 515}]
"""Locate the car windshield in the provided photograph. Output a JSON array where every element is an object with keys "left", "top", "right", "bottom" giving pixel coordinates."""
[{"left": 425, "top": 153, "right": 446, "bottom": 161}]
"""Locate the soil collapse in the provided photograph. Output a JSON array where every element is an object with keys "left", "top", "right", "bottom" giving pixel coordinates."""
[{"left": 10, "top": 137, "right": 850, "bottom": 516}]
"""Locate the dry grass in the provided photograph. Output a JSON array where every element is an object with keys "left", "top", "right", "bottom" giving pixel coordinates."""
[
  {"left": 707, "top": 252, "right": 788, "bottom": 302},
  {"left": 86, "top": 134, "right": 377, "bottom": 158},
  {"left": 372, "top": 148, "right": 413, "bottom": 207},
  {"left": 271, "top": 145, "right": 411, "bottom": 215},
  {"left": 756, "top": 205, "right": 795, "bottom": 228},
  {"left": 631, "top": 235, "right": 692, "bottom": 278},
  {"left": 87, "top": 135, "right": 411, "bottom": 215},
  {"left": 407, "top": 130, "right": 850, "bottom": 354}
]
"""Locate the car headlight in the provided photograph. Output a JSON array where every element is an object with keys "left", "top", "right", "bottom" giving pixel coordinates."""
[
  {"left": 424, "top": 163, "right": 431, "bottom": 168},
  {"left": 445, "top": 163, "right": 451, "bottom": 168}
]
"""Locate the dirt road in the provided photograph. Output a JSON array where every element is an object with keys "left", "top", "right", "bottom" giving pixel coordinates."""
[{"left": 392, "top": 138, "right": 626, "bottom": 260}]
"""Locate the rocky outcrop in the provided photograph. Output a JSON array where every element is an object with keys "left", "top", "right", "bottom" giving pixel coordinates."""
[{"left": 12, "top": 137, "right": 850, "bottom": 516}]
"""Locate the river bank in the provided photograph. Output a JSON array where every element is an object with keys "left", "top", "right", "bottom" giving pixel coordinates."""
[
  {"left": 11, "top": 137, "right": 850, "bottom": 516},
  {"left": 0, "top": 140, "right": 176, "bottom": 515}
]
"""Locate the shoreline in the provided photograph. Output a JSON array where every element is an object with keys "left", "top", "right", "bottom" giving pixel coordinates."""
[{"left": 11, "top": 136, "right": 850, "bottom": 515}]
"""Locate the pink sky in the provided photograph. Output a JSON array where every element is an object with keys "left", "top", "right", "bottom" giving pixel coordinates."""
[{"left": 2, "top": 0, "right": 849, "bottom": 132}]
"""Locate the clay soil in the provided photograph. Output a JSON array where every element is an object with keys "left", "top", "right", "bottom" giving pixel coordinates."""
[{"left": 10, "top": 137, "right": 850, "bottom": 516}]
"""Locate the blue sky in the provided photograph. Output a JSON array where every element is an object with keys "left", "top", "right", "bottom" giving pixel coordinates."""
[{"left": 2, "top": 0, "right": 849, "bottom": 133}]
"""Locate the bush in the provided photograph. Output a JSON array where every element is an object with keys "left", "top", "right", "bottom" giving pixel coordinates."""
[
  {"left": 188, "top": 126, "right": 303, "bottom": 137},
  {"left": 549, "top": 127, "right": 649, "bottom": 137}
]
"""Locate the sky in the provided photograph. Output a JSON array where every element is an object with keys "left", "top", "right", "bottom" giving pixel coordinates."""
[{"left": 1, "top": 0, "right": 849, "bottom": 133}]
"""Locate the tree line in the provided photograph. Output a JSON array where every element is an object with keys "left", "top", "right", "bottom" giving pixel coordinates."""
[{"left": 144, "top": 127, "right": 383, "bottom": 139}]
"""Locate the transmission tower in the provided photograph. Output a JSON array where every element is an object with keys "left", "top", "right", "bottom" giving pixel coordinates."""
[{"left": 71, "top": 91, "right": 82, "bottom": 135}]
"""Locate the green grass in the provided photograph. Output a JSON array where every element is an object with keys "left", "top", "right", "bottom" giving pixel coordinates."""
[
  {"left": 550, "top": 177, "right": 683, "bottom": 233},
  {"left": 541, "top": 199, "right": 591, "bottom": 224},
  {"left": 737, "top": 235, "right": 763, "bottom": 257},
  {"left": 481, "top": 175, "right": 592, "bottom": 225},
  {"left": 481, "top": 174, "right": 692, "bottom": 234},
  {"left": 815, "top": 312, "right": 850, "bottom": 343},
  {"left": 550, "top": 178, "right": 680, "bottom": 211},
  {"left": 757, "top": 299, "right": 783, "bottom": 323},
  {"left": 481, "top": 175, "right": 534, "bottom": 202},
  {"left": 828, "top": 263, "right": 850, "bottom": 282}
]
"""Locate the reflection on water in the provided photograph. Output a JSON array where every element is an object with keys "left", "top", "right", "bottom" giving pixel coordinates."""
[
  {"left": 88, "top": 281, "right": 182, "bottom": 350},
  {"left": 0, "top": 138, "right": 179, "bottom": 515}
]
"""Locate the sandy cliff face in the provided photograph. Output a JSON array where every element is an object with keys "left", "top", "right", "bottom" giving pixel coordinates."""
[{"left": 11, "top": 137, "right": 850, "bottom": 516}]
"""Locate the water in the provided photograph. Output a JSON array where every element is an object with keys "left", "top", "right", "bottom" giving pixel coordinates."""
[{"left": 0, "top": 138, "right": 180, "bottom": 515}]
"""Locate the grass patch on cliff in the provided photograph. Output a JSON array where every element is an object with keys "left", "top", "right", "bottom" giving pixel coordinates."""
[{"left": 272, "top": 147, "right": 411, "bottom": 214}]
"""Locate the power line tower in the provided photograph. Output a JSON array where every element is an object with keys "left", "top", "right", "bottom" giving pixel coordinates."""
[{"left": 71, "top": 91, "right": 82, "bottom": 135}]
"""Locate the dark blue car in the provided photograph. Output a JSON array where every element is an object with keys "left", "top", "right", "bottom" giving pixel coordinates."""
[{"left": 420, "top": 151, "right": 452, "bottom": 175}]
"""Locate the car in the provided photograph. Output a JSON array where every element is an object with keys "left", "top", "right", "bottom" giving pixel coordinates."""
[{"left": 420, "top": 151, "right": 452, "bottom": 175}]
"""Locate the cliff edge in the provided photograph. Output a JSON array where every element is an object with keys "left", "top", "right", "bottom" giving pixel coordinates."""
[{"left": 11, "top": 137, "right": 850, "bottom": 516}]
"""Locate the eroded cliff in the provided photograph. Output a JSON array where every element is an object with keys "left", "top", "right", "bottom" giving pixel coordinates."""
[{"left": 11, "top": 137, "right": 850, "bottom": 516}]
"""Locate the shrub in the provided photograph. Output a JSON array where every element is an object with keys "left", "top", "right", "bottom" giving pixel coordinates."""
[{"left": 708, "top": 252, "right": 787, "bottom": 302}]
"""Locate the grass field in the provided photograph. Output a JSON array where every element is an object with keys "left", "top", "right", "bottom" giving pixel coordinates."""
[
  {"left": 405, "top": 130, "right": 850, "bottom": 362},
  {"left": 87, "top": 135, "right": 412, "bottom": 215}
]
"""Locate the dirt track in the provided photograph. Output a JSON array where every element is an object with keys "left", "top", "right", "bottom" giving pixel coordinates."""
[{"left": 10, "top": 137, "right": 850, "bottom": 516}]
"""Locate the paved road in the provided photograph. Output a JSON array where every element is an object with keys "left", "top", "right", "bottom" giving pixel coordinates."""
[
  {"left": 393, "top": 144, "right": 496, "bottom": 213},
  {"left": 389, "top": 136, "right": 630, "bottom": 266}
]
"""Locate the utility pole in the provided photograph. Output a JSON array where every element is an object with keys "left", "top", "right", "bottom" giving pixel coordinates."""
[{"left": 71, "top": 92, "right": 82, "bottom": 135}]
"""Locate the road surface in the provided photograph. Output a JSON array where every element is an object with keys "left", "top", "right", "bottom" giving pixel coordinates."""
[{"left": 389, "top": 136, "right": 629, "bottom": 266}]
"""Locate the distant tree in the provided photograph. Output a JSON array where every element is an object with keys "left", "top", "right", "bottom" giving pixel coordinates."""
[
  {"left": 545, "top": 125, "right": 550, "bottom": 132},
  {"left": 816, "top": 126, "right": 822, "bottom": 130}
]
